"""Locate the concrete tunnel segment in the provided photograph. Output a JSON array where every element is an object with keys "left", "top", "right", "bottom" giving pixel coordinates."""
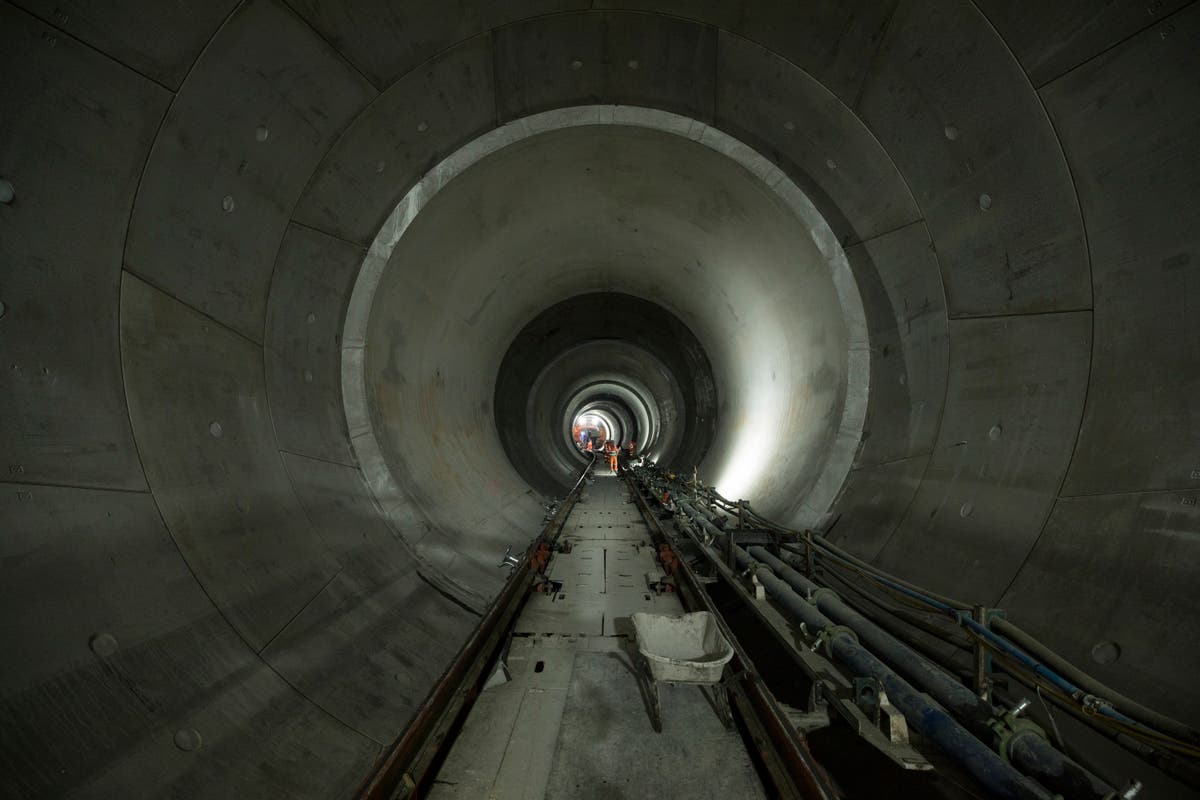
[{"left": 1, "top": 1, "right": 1198, "bottom": 797}]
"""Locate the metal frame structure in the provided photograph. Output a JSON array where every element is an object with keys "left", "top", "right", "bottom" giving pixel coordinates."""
[{"left": 625, "top": 464, "right": 1192, "bottom": 800}]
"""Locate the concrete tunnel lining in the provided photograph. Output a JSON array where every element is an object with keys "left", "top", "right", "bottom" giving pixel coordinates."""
[
  {"left": 344, "top": 107, "right": 869, "bottom": 597},
  {"left": 498, "top": 294, "right": 715, "bottom": 495},
  {"left": 2, "top": 1, "right": 1199, "bottom": 798},
  {"left": 557, "top": 369, "right": 663, "bottom": 461}
]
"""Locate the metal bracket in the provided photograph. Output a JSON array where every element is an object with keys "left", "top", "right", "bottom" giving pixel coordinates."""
[
  {"left": 852, "top": 677, "right": 911, "bottom": 744},
  {"left": 830, "top": 686, "right": 929, "bottom": 771},
  {"left": 781, "top": 702, "right": 833, "bottom": 735},
  {"left": 498, "top": 545, "right": 520, "bottom": 570},
  {"left": 816, "top": 625, "right": 858, "bottom": 660},
  {"left": 988, "top": 702, "right": 1048, "bottom": 763}
]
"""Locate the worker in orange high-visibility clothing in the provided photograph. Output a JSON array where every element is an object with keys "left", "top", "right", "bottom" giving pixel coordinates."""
[
  {"left": 585, "top": 439, "right": 594, "bottom": 453},
  {"left": 605, "top": 439, "right": 619, "bottom": 473}
]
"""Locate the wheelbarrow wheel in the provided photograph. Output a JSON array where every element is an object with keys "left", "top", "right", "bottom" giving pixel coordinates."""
[
  {"left": 714, "top": 683, "right": 734, "bottom": 729},
  {"left": 641, "top": 660, "right": 663, "bottom": 733}
]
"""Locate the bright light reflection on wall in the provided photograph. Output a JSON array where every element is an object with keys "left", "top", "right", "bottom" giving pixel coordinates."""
[{"left": 711, "top": 361, "right": 786, "bottom": 501}]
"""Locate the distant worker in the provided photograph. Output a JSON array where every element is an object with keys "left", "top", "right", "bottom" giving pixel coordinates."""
[
  {"left": 585, "top": 439, "right": 594, "bottom": 453},
  {"left": 604, "top": 439, "right": 619, "bottom": 474},
  {"left": 627, "top": 440, "right": 637, "bottom": 458}
]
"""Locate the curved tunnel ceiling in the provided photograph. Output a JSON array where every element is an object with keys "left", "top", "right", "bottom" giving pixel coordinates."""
[{"left": 2, "top": 2, "right": 1198, "bottom": 798}]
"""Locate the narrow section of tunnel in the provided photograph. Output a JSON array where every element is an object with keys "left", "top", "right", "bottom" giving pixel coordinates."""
[{"left": 494, "top": 292, "right": 717, "bottom": 495}]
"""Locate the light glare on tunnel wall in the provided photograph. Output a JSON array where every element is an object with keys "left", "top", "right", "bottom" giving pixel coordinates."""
[{"left": 710, "top": 365, "right": 783, "bottom": 501}]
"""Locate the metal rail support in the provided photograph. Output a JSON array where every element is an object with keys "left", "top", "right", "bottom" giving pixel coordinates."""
[
  {"left": 973, "top": 605, "right": 992, "bottom": 702},
  {"left": 728, "top": 499, "right": 746, "bottom": 571},
  {"left": 354, "top": 458, "right": 594, "bottom": 800}
]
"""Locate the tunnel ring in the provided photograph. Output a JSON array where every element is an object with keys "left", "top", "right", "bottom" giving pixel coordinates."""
[{"left": 342, "top": 104, "right": 869, "bottom": 540}]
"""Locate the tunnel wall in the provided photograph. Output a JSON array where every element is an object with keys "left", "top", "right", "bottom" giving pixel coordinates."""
[
  {"left": 494, "top": 294, "right": 717, "bottom": 496},
  {"left": 2, "top": 1, "right": 1197, "bottom": 798}
]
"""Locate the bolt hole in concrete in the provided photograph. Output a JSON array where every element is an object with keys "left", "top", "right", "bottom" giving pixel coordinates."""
[
  {"left": 1091, "top": 641, "right": 1122, "bottom": 665},
  {"left": 0, "top": 300, "right": 6, "bottom": 319},
  {"left": 208, "top": 421, "right": 223, "bottom": 438},
  {"left": 173, "top": 729, "right": 202, "bottom": 752},
  {"left": 255, "top": 124, "right": 269, "bottom": 142},
  {"left": 0, "top": 178, "right": 14, "bottom": 204},
  {"left": 978, "top": 192, "right": 993, "bottom": 211},
  {"left": 221, "top": 194, "right": 235, "bottom": 213},
  {"left": 944, "top": 123, "right": 960, "bottom": 141},
  {"left": 535, "top": 661, "right": 546, "bottom": 673},
  {"left": 89, "top": 632, "right": 119, "bottom": 657}
]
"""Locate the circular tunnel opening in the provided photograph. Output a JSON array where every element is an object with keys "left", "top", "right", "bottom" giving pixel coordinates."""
[
  {"left": 495, "top": 292, "right": 717, "bottom": 495},
  {"left": 344, "top": 109, "right": 867, "bottom": 592},
  {"left": 571, "top": 412, "right": 610, "bottom": 447}
]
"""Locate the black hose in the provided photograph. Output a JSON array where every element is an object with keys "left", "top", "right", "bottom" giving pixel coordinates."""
[
  {"left": 648, "top": 464, "right": 1199, "bottom": 784},
  {"left": 788, "top": 536, "right": 971, "bottom": 611},
  {"left": 816, "top": 558, "right": 975, "bottom": 647},
  {"left": 991, "top": 662, "right": 1200, "bottom": 793},
  {"left": 991, "top": 619, "right": 1200, "bottom": 747},
  {"left": 819, "top": 569, "right": 977, "bottom": 670}
]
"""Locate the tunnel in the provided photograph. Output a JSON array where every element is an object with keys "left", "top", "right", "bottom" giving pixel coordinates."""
[{"left": 1, "top": 1, "right": 1197, "bottom": 798}]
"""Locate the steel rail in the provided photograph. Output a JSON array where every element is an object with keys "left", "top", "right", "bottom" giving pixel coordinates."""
[
  {"left": 621, "top": 469, "right": 840, "bottom": 800},
  {"left": 355, "top": 457, "right": 595, "bottom": 800}
]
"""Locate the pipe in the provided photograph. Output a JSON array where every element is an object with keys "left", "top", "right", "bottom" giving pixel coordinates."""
[
  {"left": 817, "top": 561, "right": 975, "bottom": 649},
  {"left": 714, "top": 483, "right": 1200, "bottom": 755},
  {"left": 667, "top": 471, "right": 1186, "bottom": 796},
  {"left": 760, "top": 547, "right": 995, "bottom": 729},
  {"left": 993, "top": 672, "right": 1200, "bottom": 793},
  {"left": 803, "top": 535, "right": 972, "bottom": 611},
  {"left": 766, "top": 501, "right": 1195, "bottom": 752},
  {"left": 789, "top": 537, "right": 1162, "bottom": 741},
  {"left": 817, "top": 565, "right": 1153, "bottom": 799},
  {"left": 674, "top": 502, "right": 1055, "bottom": 800},
  {"left": 992, "top": 618, "right": 1200, "bottom": 747},
  {"left": 818, "top": 566, "right": 976, "bottom": 678},
  {"left": 760, "top": 548, "right": 1114, "bottom": 800}
]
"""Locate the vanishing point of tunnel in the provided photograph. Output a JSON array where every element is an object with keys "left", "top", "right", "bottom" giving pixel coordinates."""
[{"left": 1, "top": 1, "right": 1198, "bottom": 799}]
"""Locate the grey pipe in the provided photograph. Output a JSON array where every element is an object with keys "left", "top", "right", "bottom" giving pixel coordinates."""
[
  {"left": 992, "top": 618, "right": 1200, "bottom": 747},
  {"left": 675, "top": 501, "right": 1054, "bottom": 800},
  {"left": 761, "top": 547, "right": 1114, "bottom": 800}
]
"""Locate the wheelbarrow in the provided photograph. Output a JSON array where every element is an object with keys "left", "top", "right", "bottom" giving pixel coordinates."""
[{"left": 631, "top": 611, "right": 735, "bottom": 732}]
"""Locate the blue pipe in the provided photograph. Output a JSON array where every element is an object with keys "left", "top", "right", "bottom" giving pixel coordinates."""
[
  {"left": 674, "top": 502, "right": 1055, "bottom": 800},
  {"left": 761, "top": 548, "right": 1114, "bottom": 800},
  {"left": 809, "top": 546, "right": 1146, "bottom": 733}
]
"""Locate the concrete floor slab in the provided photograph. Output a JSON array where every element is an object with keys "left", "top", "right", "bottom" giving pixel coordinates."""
[
  {"left": 543, "top": 650, "right": 764, "bottom": 799},
  {"left": 431, "top": 477, "right": 763, "bottom": 799}
]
